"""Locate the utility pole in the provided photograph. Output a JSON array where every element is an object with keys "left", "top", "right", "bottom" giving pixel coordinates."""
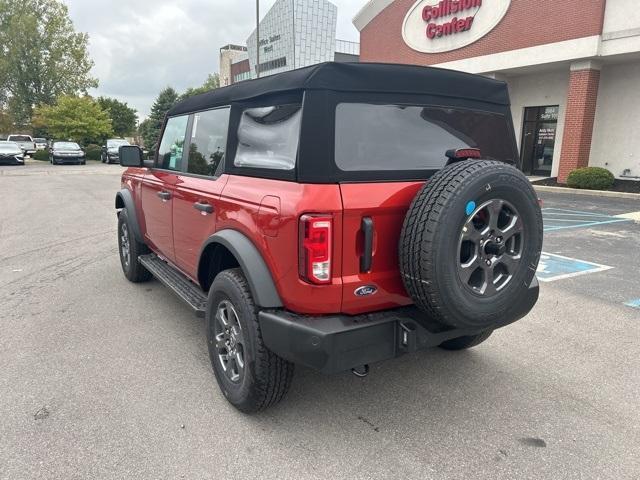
[{"left": 256, "top": 0, "right": 260, "bottom": 78}]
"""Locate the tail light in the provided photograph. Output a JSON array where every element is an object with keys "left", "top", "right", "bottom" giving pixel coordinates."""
[{"left": 299, "top": 214, "right": 332, "bottom": 285}]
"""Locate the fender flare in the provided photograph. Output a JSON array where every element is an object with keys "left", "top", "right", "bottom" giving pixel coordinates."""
[
  {"left": 115, "top": 189, "right": 143, "bottom": 243},
  {"left": 201, "top": 230, "right": 283, "bottom": 309}
]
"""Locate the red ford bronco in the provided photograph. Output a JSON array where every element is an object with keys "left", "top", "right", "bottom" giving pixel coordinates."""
[{"left": 115, "top": 63, "right": 542, "bottom": 412}]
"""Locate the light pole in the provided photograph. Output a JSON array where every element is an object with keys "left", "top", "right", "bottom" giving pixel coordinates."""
[{"left": 256, "top": 0, "right": 260, "bottom": 78}]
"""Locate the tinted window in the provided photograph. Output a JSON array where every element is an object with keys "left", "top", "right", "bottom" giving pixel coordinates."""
[
  {"left": 335, "top": 104, "right": 516, "bottom": 171},
  {"left": 234, "top": 104, "right": 301, "bottom": 171},
  {"left": 9, "top": 135, "right": 31, "bottom": 142},
  {"left": 107, "top": 139, "right": 129, "bottom": 148},
  {"left": 0, "top": 142, "right": 21, "bottom": 152},
  {"left": 53, "top": 142, "right": 80, "bottom": 149},
  {"left": 158, "top": 115, "right": 188, "bottom": 171},
  {"left": 187, "top": 107, "right": 230, "bottom": 177}
]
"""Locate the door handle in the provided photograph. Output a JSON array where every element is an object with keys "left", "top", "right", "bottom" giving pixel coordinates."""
[
  {"left": 360, "top": 217, "right": 374, "bottom": 273},
  {"left": 194, "top": 201, "right": 214, "bottom": 214},
  {"left": 157, "top": 190, "right": 171, "bottom": 201}
]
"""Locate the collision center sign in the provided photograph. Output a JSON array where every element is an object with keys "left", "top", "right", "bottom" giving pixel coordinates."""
[{"left": 402, "top": 0, "right": 511, "bottom": 53}]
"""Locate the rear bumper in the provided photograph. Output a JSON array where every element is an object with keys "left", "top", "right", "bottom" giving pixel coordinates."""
[{"left": 259, "top": 277, "right": 539, "bottom": 374}]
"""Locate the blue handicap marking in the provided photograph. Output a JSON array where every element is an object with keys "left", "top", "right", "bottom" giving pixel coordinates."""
[
  {"left": 537, "top": 252, "right": 612, "bottom": 282},
  {"left": 624, "top": 299, "right": 640, "bottom": 309},
  {"left": 542, "top": 208, "right": 632, "bottom": 232}
]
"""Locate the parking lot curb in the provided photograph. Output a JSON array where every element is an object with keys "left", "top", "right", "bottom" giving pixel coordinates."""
[{"left": 533, "top": 185, "right": 640, "bottom": 200}]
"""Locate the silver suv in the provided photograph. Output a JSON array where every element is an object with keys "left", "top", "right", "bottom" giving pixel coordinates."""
[{"left": 7, "top": 135, "right": 36, "bottom": 156}]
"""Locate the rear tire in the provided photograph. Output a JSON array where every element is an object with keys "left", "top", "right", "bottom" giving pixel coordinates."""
[
  {"left": 399, "top": 160, "right": 543, "bottom": 330},
  {"left": 117, "top": 209, "right": 151, "bottom": 283},
  {"left": 439, "top": 330, "right": 493, "bottom": 350},
  {"left": 206, "top": 269, "right": 294, "bottom": 413}
]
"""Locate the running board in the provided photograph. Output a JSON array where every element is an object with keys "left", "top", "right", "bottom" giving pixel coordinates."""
[{"left": 138, "top": 254, "right": 207, "bottom": 318}]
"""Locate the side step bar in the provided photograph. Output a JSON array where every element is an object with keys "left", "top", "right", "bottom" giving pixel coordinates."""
[{"left": 138, "top": 254, "right": 207, "bottom": 318}]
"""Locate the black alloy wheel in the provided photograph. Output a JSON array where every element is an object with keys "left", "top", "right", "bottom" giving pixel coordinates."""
[
  {"left": 458, "top": 198, "right": 524, "bottom": 296},
  {"left": 212, "top": 300, "right": 246, "bottom": 384}
]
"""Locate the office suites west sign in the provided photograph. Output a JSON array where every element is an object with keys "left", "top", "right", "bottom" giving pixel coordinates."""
[{"left": 402, "top": 0, "right": 511, "bottom": 53}]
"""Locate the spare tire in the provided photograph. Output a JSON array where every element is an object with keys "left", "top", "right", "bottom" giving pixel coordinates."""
[{"left": 399, "top": 160, "right": 542, "bottom": 329}]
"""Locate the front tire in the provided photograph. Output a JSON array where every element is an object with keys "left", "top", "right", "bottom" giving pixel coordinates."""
[
  {"left": 206, "top": 269, "right": 294, "bottom": 413},
  {"left": 117, "top": 209, "right": 151, "bottom": 282}
]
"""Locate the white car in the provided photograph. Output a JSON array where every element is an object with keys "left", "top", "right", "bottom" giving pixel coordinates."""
[
  {"left": 7, "top": 134, "right": 36, "bottom": 156},
  {"left": 34, "top": 138, "right": 48, "bottom": 150},
  {"left": 0, "top": 141, "right": 25, "bottom": 165}
]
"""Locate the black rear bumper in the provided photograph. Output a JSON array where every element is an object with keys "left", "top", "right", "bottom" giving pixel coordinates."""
[{"left": 259, "top": 277, "right": 539, "bottom": 374}]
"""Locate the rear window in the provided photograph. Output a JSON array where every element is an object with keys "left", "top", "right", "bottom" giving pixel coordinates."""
[
  {"left": 234, "top": 104, "right": 302, "bottom": 171},
  {"left": 9, "top": 135, "right": 32, "bottom": 142},
  {"left": 335, "top": 103, "right": 516, "bottom": 171}
]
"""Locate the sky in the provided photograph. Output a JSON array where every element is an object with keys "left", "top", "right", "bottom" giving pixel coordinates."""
[{"left": 64, "top": 0, "right": 366, "bottom": 119}]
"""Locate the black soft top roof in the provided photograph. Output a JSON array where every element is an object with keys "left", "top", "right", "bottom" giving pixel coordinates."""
[{"left": 168, "top": 62, "right": 510, "bottom": 116}]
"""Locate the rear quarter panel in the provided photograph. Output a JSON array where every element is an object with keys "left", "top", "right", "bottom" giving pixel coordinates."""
[{"left": 219, "top": 175, "right": 344, "bottom": 315}]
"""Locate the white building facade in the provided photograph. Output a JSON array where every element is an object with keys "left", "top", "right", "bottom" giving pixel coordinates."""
[{"left": 230, "top": 0, "right": 358, "bottom": 82}]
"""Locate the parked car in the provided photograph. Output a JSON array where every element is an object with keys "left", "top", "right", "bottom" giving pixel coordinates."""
[
  {"left": 7, "top": 134, "right": 36, "bottom": 156},
  {"left": 49, "top": 141, "right": 86, "bottom": 165},
  {"left": 114, "top": 62, "right": 543, "bottom": 413},
  {"left": 33, "top": 138, "right": 48, "bottom": 150},
  {"left": 0, "top": 141, "right": 25, "bottom": 165},
  {"left": 102, "top": 138, "right": 130, "bottom": 164}
]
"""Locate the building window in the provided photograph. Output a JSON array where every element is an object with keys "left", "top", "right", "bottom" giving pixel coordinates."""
[
  {"left": 520, "top": 106, "right": 559, "bottom": 177},
  {"left": 233, "top": 71, "right": 251, "bottom": 83},
  {"left": 257, "top": 56, "right": 287, "bottom": 75}
]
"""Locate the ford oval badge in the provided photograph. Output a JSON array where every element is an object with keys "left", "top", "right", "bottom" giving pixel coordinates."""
[{"left": 354, "top": 285, "right": 378, "bottom": 297}]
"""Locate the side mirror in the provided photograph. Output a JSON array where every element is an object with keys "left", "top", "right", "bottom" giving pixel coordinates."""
[{"left": 119, "top": 145, "right": 144, "bottom": 167}]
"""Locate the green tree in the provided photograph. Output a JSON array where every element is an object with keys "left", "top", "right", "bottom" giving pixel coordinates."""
[
  {"left": 97, "top": 97, "right": 137, "bottom": 137},
  {"left": 179, "top": 73, "right": 220, "bottom": 101},
  {"left": 0, "top": 0, "right": 97, "bottom": 126},
  {"left": 33, "top": 96, "right": 112, "bottom": 144},
  {"left": 0, "top": 108, "right": 13, "bottom": 134},
  {"left": 137, "top": 118, "right": 154, "bottom": 149},
  {"left": 144, "top": 87, "right": 178, "bottom": 150}
]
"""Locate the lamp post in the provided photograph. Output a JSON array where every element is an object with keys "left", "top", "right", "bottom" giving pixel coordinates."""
[{"left": 256, "top": 0, "right": 260, "bottom": 78}]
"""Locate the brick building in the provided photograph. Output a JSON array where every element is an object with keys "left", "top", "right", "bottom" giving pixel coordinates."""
[{"left": 354, "top": 0, "right": 640, "bottom": 181}]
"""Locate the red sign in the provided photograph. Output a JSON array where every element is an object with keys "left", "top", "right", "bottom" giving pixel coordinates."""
[{"left": 422, "top": 0, "right": 482, "bottom": 39}]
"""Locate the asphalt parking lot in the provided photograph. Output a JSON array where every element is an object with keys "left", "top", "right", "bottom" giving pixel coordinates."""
[{"left": 1, "top": 161, "right": 639, "bottom": 479}]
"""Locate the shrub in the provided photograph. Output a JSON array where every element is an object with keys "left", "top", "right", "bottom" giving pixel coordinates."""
[
  {"left": 566, "top": 167, "right": 615, "bottom": 190},
  {"left": 32, "top": 149, "right": 49, "bottom": 161},
  {"left": 84, "top": 144, "right": 102, "bottom": 161}
]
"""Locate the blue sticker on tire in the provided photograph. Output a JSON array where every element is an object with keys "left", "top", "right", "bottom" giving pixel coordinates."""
[{"left": 465, "top": 201, "right": 476, "bottom": 216}]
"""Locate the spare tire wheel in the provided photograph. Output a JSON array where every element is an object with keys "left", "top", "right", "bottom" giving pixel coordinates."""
[{"left": 399, "top": 160, "right": 543, "bottom": 330}]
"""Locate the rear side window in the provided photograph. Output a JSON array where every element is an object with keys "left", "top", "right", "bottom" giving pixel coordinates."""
[
  {"left": 335, "top": 103, "right": 516, "bottom": 171},
  {"left": 187, "top": 107, "right": 230, "bottom": 177},
  {"left": 234, "top": 104, "right": 301, "bottom": 171},
  {"left": 158, "top": 115, "right": 188, "bottom": 171}
]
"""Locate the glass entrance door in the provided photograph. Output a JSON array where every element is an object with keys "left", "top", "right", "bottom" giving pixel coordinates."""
[{"left": 520, "top": 106, "right": 559, "bottom": 177}]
